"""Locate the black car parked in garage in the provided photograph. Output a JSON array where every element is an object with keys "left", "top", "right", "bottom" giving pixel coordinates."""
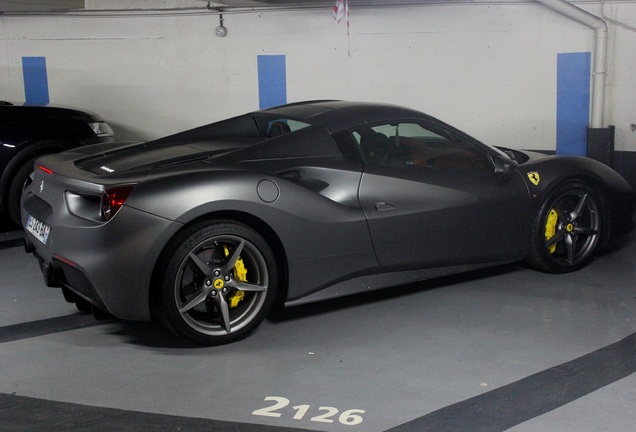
[{"left": 0, "top": 100, "right": 114, "bottom": 225}]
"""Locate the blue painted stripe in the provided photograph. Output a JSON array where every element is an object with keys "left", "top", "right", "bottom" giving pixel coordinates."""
[
  {"left": 22, "top": 56, "right": 50, "bottom": 106},
  {"left": 257, "top": 55, "right": 287, "bottom": 110},
  {"left": 556, "top": 52, "right": 591, "bottom": 156}
]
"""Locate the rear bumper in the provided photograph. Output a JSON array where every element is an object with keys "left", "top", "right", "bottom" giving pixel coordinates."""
[
  {"left": 26, "top": 240, "right": 110, "bottom": 313},
  {"left": 23, "top": 205, "right": 182, "bottom": 320}
]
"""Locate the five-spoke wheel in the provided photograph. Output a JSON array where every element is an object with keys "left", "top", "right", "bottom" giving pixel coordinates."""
[
  {"left": 527, "top": 180, "right": 602, "bottom": 273},
  {"left": 154, "top": 220, "right": 278, "bottom": 345}
]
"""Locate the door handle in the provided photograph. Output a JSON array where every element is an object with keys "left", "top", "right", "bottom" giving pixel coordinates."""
[{"left": 375, "top": 202, "right": 397, "bottom": 212}]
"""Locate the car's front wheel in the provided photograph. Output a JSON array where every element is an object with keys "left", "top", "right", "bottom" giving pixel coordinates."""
[
  {"left": 154, "top": 220, "right": 278, "bottom": 345},
  {"left": 526, "top": 179, "right": 602, "bottom": 273}
]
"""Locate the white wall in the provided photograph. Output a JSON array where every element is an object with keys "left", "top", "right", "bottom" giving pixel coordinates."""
[{"left": 1, "top": 1, "right": 635, "bottom": 152}]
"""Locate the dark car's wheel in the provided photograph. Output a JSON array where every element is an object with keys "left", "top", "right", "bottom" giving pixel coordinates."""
[
  {"left": 8, "top": 156, "right": 39, "bottom": 226},
  {"left": 526, "top": 180, "right": 602, "bottom": 273},
  {"left": 154, "top": 220, "right": 278, "bottom": 345}
]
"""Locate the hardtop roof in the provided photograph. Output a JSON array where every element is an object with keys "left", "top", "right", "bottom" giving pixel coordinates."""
[{"left": 255, "top": 100, "right": 432, "bottom": 133}]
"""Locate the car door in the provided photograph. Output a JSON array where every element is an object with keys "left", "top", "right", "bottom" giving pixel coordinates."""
[{"left": 354, "top": 121, "right": 529, "bottom": 269}]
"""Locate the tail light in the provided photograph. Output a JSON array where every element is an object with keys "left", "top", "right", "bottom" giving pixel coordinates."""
[
  {"left": 100, "top": 185, "right": 135, "bottom": 221},
  {"left": 38, "top": 165, "right": 54, "bottom": 175}
]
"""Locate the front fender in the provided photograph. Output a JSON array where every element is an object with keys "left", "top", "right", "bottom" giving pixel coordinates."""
[
  {"left": 518, "top": 156, "right": 610, "bottom": 201},
  {"left": 517, "top": 154, "right": 635, "bottom": 243}
]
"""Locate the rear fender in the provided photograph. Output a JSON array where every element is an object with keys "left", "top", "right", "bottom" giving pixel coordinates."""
[{"left": 128, "top": 170, "right": 372, "bottom": 262}]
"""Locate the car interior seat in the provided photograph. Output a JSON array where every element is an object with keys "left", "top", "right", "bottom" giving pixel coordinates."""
[
  {"left": 267, "top": 121, "right": 292, "bottom": 138},
  {"left": 360, "top": 132, "right": 390, "bottom": 164}
]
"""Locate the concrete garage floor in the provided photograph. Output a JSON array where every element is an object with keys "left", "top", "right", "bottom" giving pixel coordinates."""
[{"left": 0, "top": 217, "right": 634, "bottom": 432}]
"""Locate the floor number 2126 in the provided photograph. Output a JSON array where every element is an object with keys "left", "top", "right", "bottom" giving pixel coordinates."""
[{"left": 252, "top": 396, "right": 365, "bottom": 426}]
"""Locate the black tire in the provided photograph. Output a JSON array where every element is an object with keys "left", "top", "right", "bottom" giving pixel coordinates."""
[
  {"left": 8, "top": 156, "right": 38, "bottom": 226},
  {"left": 526, "top": 180, "right": 602, "bottom": 273},
  {"left": 153, "top": 220, "right": 278, "bottom": 345}
]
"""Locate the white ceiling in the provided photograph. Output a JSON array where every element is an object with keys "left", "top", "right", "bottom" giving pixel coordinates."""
[
  {"left": 0, "top": 0, "right": 84, "bottom": 11},
  {"left": 0, "top": 0, "right": 536, "bottom": 13},
  {"left": 0, "top": 0, "right": 611, "bottom": 13}
]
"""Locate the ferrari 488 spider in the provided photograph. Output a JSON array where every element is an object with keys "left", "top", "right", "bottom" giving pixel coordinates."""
[{"left": 22, "top": 101, "right": 635, "bottom": 345}]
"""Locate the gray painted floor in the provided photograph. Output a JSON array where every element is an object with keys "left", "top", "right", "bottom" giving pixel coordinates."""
[{"left": 0, "top": 223, "right": 634, "bottom": 431}]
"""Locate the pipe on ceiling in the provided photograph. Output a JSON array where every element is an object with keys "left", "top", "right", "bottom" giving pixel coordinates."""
[{"left": 536, "top": 0, "right": 607, "bottom": 128}]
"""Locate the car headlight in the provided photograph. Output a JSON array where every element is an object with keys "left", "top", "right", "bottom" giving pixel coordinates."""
[{"left": 89, "top": 121, "right": 115, "bottom": 138}]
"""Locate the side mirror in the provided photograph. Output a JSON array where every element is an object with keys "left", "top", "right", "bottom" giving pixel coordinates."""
[{"left": 490, "top": 154, "right": 518, "bottom": 179}]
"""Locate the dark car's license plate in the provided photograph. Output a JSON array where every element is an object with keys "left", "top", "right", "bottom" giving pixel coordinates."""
[{"left": 26, "top": 214, "right": 51, "bottom": 244}]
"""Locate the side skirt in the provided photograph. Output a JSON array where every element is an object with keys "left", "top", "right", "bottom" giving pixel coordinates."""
[{"left": 285, "top": 256, "right": 524, "bottom": 307}]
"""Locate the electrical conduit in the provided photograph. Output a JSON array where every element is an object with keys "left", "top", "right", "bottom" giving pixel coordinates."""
[{"left": 536, "top": 0, "right": 608, "bottom": 128}]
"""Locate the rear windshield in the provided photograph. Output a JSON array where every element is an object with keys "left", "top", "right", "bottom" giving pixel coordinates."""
[{"left": 253, "top": 116, "right": 312, "bottom": 139}]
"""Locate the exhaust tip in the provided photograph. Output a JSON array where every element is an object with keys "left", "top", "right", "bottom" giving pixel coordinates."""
[{"left": 41, "top": 262, "right": 62, "bottom": 288}]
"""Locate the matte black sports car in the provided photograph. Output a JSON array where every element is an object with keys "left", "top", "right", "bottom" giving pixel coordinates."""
[
  {"left": 22, "top": 101, "right": 635, "bottom": 345},
  {"left": 0, "top": 101, "right": 114, "bottom": 225}
]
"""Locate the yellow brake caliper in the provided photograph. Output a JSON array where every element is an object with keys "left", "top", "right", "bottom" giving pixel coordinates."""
[
  {"left": 545, "top": 209, "right": 558, "bottom": 254},
  {"left": 223, "top": 245, "right": 247, "bottom": 308}
]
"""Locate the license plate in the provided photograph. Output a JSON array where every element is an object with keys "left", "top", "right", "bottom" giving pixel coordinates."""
[{"left": 26, "top": 214, "right": 51, "bottom": 244}]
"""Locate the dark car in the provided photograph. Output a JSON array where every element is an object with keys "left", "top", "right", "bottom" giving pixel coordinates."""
[
  {"left": 0, "top": 101, "right": 114, "bottom": 224},
  {"left": 21, "top": 100, "right": 635, "bottom": 345}
]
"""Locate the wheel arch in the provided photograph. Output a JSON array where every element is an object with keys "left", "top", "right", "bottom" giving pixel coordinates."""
[
  {"left": 532, "top": 175, "right": 611, "bottom": 259},
  {"left": 548, "top": 175, "right": 611, "bottom": 249},
  {"left": 149, "top": 209, "right": 290, "bottom": 315}
]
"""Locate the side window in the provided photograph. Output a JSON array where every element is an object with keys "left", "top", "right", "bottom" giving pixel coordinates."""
[{"left": 353, "top": 122, "right": 490, "bottom": 170}]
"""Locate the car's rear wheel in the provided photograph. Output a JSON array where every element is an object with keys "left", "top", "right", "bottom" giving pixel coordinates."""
[
  {"left": 526, "top": 180, "right": 602, "bottom": 273},
  {"left": 154, "top": 220, "right": 277, "bottom": 345}
]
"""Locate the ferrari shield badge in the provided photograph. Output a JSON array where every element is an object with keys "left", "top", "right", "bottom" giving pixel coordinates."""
[{"left": 527, "top": 172, "right": 540, "bottom": 186}]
